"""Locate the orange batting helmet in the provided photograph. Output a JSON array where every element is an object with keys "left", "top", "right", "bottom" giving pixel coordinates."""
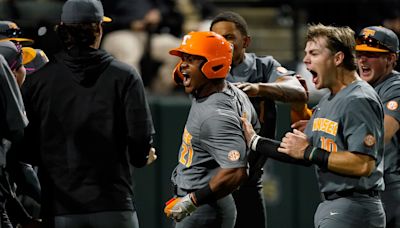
[{"left": 169, "top": 31, "right": 232, "bottom": 83}]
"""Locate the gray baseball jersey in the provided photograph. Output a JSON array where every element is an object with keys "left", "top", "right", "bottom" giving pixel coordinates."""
[
  {"left": 373, "top": 71, "right": 400, "bottom": 183},
  {"left": 227, "top": 53, "right": 291, "bottom": 84},
  {"left": 372, "top": 71, "right": 400, "bottom": 226},
  {"left": 227, "top": 53, "right": 296, "bottom": 186},
  {"left": 304, "top": 80, "right": 385, "bottom": 193},
  {"left": 171, "top": 82, "right": 259, "bottom": 192}
]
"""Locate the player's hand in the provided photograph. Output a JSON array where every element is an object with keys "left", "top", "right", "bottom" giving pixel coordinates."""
[
  {"left": 240, "top": 117, "right": 256, "bottom": 147},
  {"left": 234, "top": 82, "right": 260, "bottom": 97},
  {"left": 146, "top": 147, "right": 157, "bottom": 165},
  {"left": 278, "top": 129, "right": 309, "bottom": 159},
  {"left": 164, "top": 194, "right": 197, "bottom": 222},
  {"left": 291, "top": 120, "right": 309, "bottom": 132}
]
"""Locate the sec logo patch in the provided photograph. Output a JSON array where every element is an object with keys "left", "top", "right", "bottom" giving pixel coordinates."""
[
  {"left": 387, "top": 100, "right": 398, "bottom": 111},
  {"left": 364, "top": 134, "right": 376, "bottom": 147},
  {"left": 228, "top": 150, "right": 240, "bottom": 161}
]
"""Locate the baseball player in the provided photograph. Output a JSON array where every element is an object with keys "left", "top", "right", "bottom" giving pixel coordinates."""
[
  {"left": 356, "top": 26, "right": 400, "bottom": 228},
  {"left": 242, "top": 24, "right": 386, "bottom": 228},
  {"left": 164, "top": 31, "right": 260, "bottom": 228},
  {"left": 210, "top": 11, "right": 308, "bottom": 228}
]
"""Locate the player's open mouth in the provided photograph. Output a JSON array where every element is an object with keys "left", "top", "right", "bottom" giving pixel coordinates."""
[
  {"left": 309, "top": 69, "right": 318, "bottom": 84},
  {"left": 359, "top": 66, "right": 371, "bottom": 76},
  {"left": 182, "top": 72, "right": 191, "bottom": 87}
]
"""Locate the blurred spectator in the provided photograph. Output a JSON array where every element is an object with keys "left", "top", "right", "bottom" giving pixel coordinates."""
[
  {"left": 101, "top": 0, "right": 183, "bottom": 94},
  {"left": 176, "top": 0, "right": 219, "bottom": 32}
]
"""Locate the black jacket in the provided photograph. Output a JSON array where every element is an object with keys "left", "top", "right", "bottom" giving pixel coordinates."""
[{"left": 19, "top": 47, "right": 155, "bottom": 216}]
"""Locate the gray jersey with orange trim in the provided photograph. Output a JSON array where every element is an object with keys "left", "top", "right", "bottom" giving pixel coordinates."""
[
  {"left": 171, "top": 82, "right": 260, "bottom": 192},
  {"left": 227, "top": 52, "right": 296, "bottom": 186},
  {"left": 227, "top": 53, "right": 294, "bottom": 84},
  {"left": 304, "top": 80, "right": 385, "bottom": 193},
  {"left": 373, "top": 71, "right": 400, "bottom": 183}
]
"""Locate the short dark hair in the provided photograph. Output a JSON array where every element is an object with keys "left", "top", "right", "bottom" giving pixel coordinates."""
[
  {"left": 210, "top": 11, "right": 249, "bottom": 36},
  {"left": 55, "top": 22, "right": 100, "bottom": 49}
]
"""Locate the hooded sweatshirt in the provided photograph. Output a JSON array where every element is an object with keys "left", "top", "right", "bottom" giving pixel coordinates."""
[{"left": 19, "top": 46, "right": 155, "bottom": 216}]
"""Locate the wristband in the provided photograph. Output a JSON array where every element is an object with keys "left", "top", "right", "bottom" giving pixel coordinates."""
[
  {"left": 248, "top": 134, "right": 257, "bottom": 148},
  {"left": 251, "top": 135, "right": 261, "bottom": 151},
  {"left": 304, "top": 145, "right": 330, "bottom": 169},
  {"left": 193, "top": 184, "right": 216, "bottom": 206}
]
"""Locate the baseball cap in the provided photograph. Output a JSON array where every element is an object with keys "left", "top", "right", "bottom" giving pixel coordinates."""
[
  {"left": 61, "top": 0, "right": 112, "bottom": 24},
  {"left": 22, "top": 48, "right": 49, "bottom": 75},
  {"left": 0, "top": 21, "right": 34, "bottom": 45},
  {"left": 356, "top": 26, "right": 399, "bottom": 53},
  {"left": 0, "top": 41, "right": 36, "bottom": 71}
]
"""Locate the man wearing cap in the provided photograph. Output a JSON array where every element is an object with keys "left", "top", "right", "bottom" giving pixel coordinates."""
[
  {"left": 18, "top": 0, "right": 156, "bottom": 227},
  {"left": 0, "top": 21, "right": 34, "bottom": 46},
  {"left": 356, "top": 25, "right": 400, "bottom": 228},
  {"left": 0, "top": 20, "right": 49, "bottom": 76}
]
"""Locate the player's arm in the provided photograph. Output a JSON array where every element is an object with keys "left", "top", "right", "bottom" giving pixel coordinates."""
[
  {"left": 325, "top": 151, "right": 375, "bottom": 176},
  {"left": 125, "top": 69, "right": 156, "bottom": 168},
  {"left": 164, "top": 166, "right": 247, "bottom": 222},
  {"left": 384, "top": 114, "right": 400, "bottom": 144},
  {"left": 196, "top": 166, "right": 247, "bottom": 202},
  {"left": 278, "top": 129, "right": 376, "bottom": 177},
  {"left": 235, "top": 76, "right": 307, "bottom": 102},
  {"left": 241, "top": 117, "right": 311, "bottom": 166}
]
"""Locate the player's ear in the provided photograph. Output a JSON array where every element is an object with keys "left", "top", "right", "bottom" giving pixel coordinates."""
[
  {"left": 333, "top": 51, "right": 344, "bottom": 66},
  {"left": 387, "top": 53, "right": 397, "bottom": 66}
]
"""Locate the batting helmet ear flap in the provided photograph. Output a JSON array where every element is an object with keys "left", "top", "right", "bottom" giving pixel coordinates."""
[
  {"left": 172, "top": 61, "right": 184, "bottom": 85},
  {"left": 201, "top": 57, "right": 231, "bottom": 79}
]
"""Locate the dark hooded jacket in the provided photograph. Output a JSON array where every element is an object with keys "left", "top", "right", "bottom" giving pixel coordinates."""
[{"left": 19, "top": 47, "right": 155, "bottom": 216}]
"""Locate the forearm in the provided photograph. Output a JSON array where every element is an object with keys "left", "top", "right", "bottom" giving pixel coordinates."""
[
  {"left": 209, "top": 167, "right": 247, "bottom": 198},
  {"left": 253, "top": 136, "right": 311, "bottom": 166},
  {"left": 303, "top": 145, "right": 375, "bottom": 176},
  {"left": 192, "top": 167, "right": 247, "bottom": 206},
  {"left": 327, "top": 151, "right": 375, "bottom": 176},
  {"left": 257, "top": 78, "right": 307, "bottom": 103}
]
